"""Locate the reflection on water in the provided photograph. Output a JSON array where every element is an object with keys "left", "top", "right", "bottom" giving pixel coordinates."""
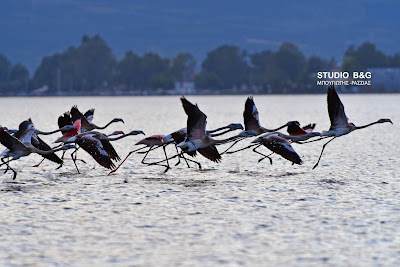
[{"left": 0, "top": 95, "right": 399, "bottom": 266}]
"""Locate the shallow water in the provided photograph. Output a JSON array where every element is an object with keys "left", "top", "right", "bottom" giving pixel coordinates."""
[{"left": 0, "top": 95, "right": 399, "bottom": 266}]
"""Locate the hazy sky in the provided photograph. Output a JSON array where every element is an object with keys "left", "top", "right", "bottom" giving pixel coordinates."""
[{"left": 1, "top": 0, "right": 400, "bottom": 72}]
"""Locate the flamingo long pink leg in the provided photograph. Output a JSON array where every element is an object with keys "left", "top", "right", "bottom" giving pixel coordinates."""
[
  {"left": 313, "top": 137, "right": 336, "bottom": 169},
  {"left": 252, "top": 145, "right": 273, "bottom": 165},
  {"left": 140, "top": 146, "right": 170, "bottom": 170},
  {"left": 108, "top": 146, "right": 147, "bottom": 175},
  {"left": 225, "top": 143, "right": 257, "bottom": 154},
  {"left": 220, "top": 137, "right": 246, "bottom": 154}
]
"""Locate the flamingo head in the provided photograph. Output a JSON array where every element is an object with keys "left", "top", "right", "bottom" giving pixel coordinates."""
[
  {"left": 377, "top": 118, "right": 393, "bottom": 124},
  {"left": 108, "top": 131, "right": 125, "bottom": 136},
  {"left": 112, "top": 118, "right": 124, "bottom": 124},
  {"left": 128, "top": 130, "right": 145, "bottom": 136},
  {"left": 227, "top": 123, "right": 244, "bottom": 131},
  {"left": 238, "top": 130, "right": 257, "bottom": 138}
]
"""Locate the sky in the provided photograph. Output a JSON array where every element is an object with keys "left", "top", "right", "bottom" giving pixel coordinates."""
[{"left": 1, "top": 0, "right": 400, "bottom": 73}]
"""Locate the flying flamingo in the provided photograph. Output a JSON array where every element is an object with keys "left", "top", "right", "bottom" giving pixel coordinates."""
[
  {"left": 0, "top": 122, "right": 74, "bottom": 180},
  {"left": 110, "top": 123, "right": 244, "bottom": 174},
  {"left": 249, "top": 133, "right": 303, "bottom": 165},
  {"left": 175, "top": 96, "right": 245, "bottom": 163},
  {"left": 220, "top": 97, "right": 310, "bottom": 154},
  {"left": 4, "top": 119, "right": 74, "bottom": 170},
  {"left": 286, "top": 121, "right": 316, "bottom": 135},
  {"left": 141, "top": 123, "right": 244, "bottom": 167},
  {"left": 63, "top": 130, "right": 144, "bottom": 172},
  {"left": 32, "top": 111, "right": 82, "bottom": 167},
  {"left": 312, "top": 86, "right": 393, "bottom": 169},
  {"left": 70, "top": 106, "right": 124, "bottom": 132},
  {"left": 225, "top": 130, "right": 318, "bottom": 164},
  {"left": 109, "top": 134, "right": 175, "bottom": 174}
]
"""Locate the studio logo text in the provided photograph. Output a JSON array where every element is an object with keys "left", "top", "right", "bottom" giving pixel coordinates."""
[{"left": 316, "top": 71, "right": 371, "bottom": 86}]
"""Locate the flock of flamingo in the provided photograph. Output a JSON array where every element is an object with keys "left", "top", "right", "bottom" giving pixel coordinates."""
[{"left": 0, "top": 86, "right": 393, "bottom": 180}]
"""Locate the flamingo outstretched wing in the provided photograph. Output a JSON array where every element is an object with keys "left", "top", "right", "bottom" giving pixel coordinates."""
[
  {"left": 35, "top": 136, "right": 63, "bottom": 164},
  {"left": 77, "top": 135, "right": 115, "bottom": 169},
  {"left": 0, "top": 128, "right": 27, "bottom": 152},
  {"left": 84, "top": 109, "right": 95, "bottom": 123},
  {"left": 58, "top": 112, "right": 78, "bottom": 136},
  {"left": 197, "top": 145, "right": 221, "bottom": 163},
  {"left": 243, "top": 97, "right": 261, "bottom": 131},
  {"left": 181, "top": 97, "right": 207, "bottom": 140},
  {"left": 327, "top": 86, "right": 349, "bottom": 130},
  {"left": 263, "top": 134, "right": 302, "bottom": 165}
]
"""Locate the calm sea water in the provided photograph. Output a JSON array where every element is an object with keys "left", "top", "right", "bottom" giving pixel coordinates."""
[{"left": 0, "top": 95, "right": 399, "bottom": 266}]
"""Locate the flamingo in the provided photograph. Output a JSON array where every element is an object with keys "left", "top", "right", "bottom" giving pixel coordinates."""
[
  {"left": 109, "top": 123, "right": 244, "bottom": 174},
  {"left": 286, "top": 121, "right": 316, "bottom": 135},
  {"left": 5, "top": 119, "right": 72, "bottom": 170},
  {"left": 0, "top": 122, "right": 74, "bottom": 180},
  {"left": 224, "top": 130, "right": 317, "bottom": 165},
  {"left": 249, "top": 133, "right": 303, "bottom": 165},
  {"left": 220, "top": 96, "right": 308, "bottom": 154},
  {"left": 109, "top": 134, "right": 174, "bottom": 174},
  {"left": 63, "top": 130, "right": 144, "bottom": 172},
  {"left": 312, "top": 86, "right": 393, "bottom": 169},
  {"left": 143, "top": 123, "right": 243, "bottom": 167},
  {"left": 32, "top": 111, "right": 82, "bottom": 167},
  {"left": 175, "top": 96, "right": 245, "bottom": 163},
  {"left": 70, "top": 106, "right": 124, "bottom": 132}
]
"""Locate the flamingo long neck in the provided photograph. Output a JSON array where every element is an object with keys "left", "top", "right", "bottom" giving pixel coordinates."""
[
  {"left": 35, "top": 128, "right": 61, "bottom": 136},
  {"left": 106, "top": 133, "right": 131, "bottom": 141},
  {"left": 264, "top": 123, "right": 288, "bottom": 132},
  {"left": 30, "top": 144, "right": 71, "bottom": 155},
  {"left": 355, "top": 120, "right": 382, "bottom": 130},
  {"left": 213, "top": 135, "right": 243, "bottom": 145},
  {"left": 207, "top": 125, "right": 229, "bottom": 134},
  {"left": 209, "top": 128, "right": 233, "bottom": 137},
  {"left": 96, "top": 120, "right": 116, "bottom": 130}
]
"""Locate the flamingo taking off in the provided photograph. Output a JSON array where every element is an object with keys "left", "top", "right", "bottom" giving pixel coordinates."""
[
  {"left": 0, "top": 121, "right": 74, "bottom": 180},
  {"left": 109, "top": 122, "right": 244, "bottom": 174},
  {"left": 176, "top": 96, "right": 244, "bottom": 162},
  {"left": 221, "top": 96, "right": 313, "bottom": 154},
  {"left": 286, "top": 121, "right": 316, "bottom": 135},
  {"left": 250, "top": 133, "right": 303, "bottom": 165},
  {"left": 109, "top": 134, "right": 174, "bottom": 174},
  {"left": 140, "top": 123, "right": 244, "bottom": 169},
  {"left": 9, "top": 119, "right": 75, "bottom": 169},
  {"left": 312, "top": 86, "right": 393, "bottom": 169},
  {"left": 70, "top": 106, "right": 124, "bottom": 132},
  {"left": 63, "top": 130, "right": 144, "bottom": 172},
  {"left": 225, "top": 131, "right": 311, "bottom": 165}
]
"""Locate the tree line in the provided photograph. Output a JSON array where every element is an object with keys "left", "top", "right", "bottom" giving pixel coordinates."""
[{"left": 1, "top": 34, "right": 399, "bottom": 95}]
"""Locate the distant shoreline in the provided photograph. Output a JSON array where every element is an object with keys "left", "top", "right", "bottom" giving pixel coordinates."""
[{"left": 1, "top": 92, "right": 399, "bottom": 97}]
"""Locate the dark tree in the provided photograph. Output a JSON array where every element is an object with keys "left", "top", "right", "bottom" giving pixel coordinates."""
[
  {"left": 116, "top": 51, "right": 142, "bottom": 90},
  {"left": 274, "top": 42, "right": 306, "bottom": 83},
  {"left": 200, "top": 45, "right": 248, "bottom": 89},
  {"left": 342, "top": 41, "right": 389, "bottom": 72},
  {"left": 171, "top": 53, "right": 196, "bottom": 82},
  {"left": 32, "top": 34, "right": 116, "bottom": 93}
]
